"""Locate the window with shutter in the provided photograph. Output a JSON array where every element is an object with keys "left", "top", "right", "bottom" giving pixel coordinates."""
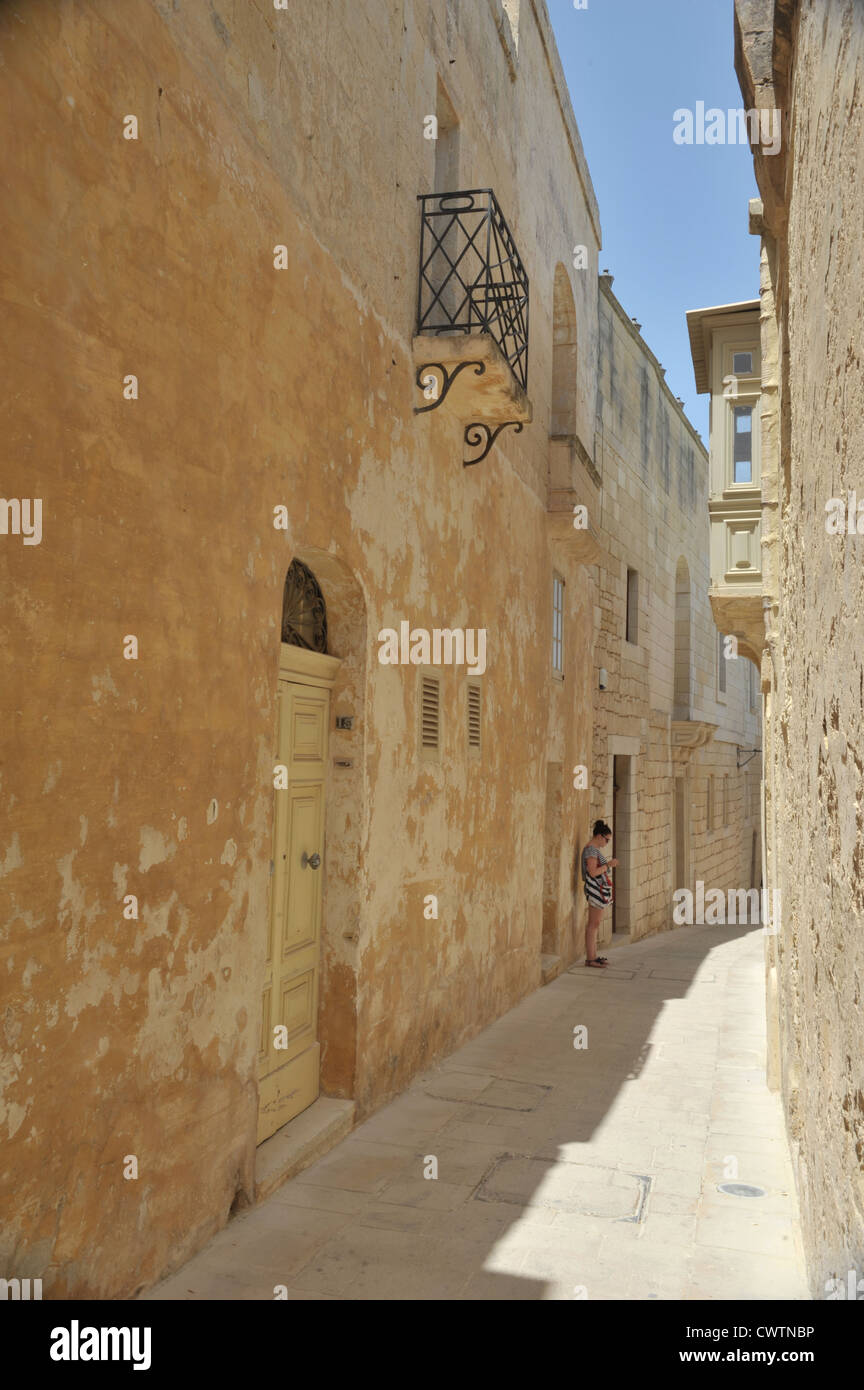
[
  {"left": 420, "top": 674, "right": 441, "bottom": 759},
  {"left": 467, "top": 679, "right": 482, "bottom": 755}
]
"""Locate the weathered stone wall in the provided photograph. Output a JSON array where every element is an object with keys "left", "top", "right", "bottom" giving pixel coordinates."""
[
  {"left": 0, "top": 0, "right": 601, "bottom": 1296},
  {"left": 592, "top": 280, "right": 762, "bottom": 944},
  {"left": 735, "top": 0, "right": 864, "bottom": 1294}
]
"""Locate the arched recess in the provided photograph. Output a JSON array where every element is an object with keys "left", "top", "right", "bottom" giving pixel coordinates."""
[
  {"left": 674, "top": 557, "right": 692, "bottom": 718},
  {"left": 551, "top": 263, "right": 578, "bottom": 438},
  {"left": 279, "top": 547, "right": 366, "bottom": 1105}
]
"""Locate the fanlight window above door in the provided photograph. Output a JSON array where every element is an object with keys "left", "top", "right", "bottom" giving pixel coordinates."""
[{"left": 282, "top": 559, "right": 328, "bottom": 653}]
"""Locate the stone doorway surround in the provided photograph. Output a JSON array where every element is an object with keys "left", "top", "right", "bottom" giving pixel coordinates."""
[
  {"left": 606, "top": 735, "right": 639, "bottom": 944},
  {"left": 249, "top": 549, "right": 367, "bottom": 1205}
]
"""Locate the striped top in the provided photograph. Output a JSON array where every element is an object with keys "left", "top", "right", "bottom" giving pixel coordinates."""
[{"left": 581, "top": 842, "right": 608, "bottom": 882}]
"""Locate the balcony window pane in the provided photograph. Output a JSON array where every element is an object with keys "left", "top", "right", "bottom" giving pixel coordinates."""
[
  {"left": 733, "top": 406, "right": 752, "bottom": 483},
  {"left": 732, "top": 352, "right": 753, "bottom": 375}
]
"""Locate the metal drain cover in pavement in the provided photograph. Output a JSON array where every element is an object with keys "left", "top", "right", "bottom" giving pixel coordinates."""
[
  {"left": 717, "top": 1182, "right": 766, "bottom": 1198},
  {"left": 424, "top": 1077, "right": 551, "bottom": 1111},
  {"left": 476, "top": 1155, "right": 651, "bottom": 1222}
]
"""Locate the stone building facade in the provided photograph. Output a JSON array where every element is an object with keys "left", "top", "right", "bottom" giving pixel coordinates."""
[
  {"left": 591, "top": 277, "right": 762, "bottom": 947},
  {"left": 0, "top": 0, "right": 768, "bottom": 1303},
  {"left": 734, "top": 0, "right": 864, "bottom": 1294},
  {"left": 0, "top": 0, "right": 606, "bottom": 1299}
]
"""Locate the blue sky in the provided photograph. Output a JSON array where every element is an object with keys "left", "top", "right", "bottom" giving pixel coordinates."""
[{"left": 547, "top": 0, "right": 760, "bottom": 439}]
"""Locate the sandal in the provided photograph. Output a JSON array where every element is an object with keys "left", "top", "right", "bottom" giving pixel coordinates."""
[
  {"left": 585, "top": 958, "right": 607, "bottom": 968},
  {"left": 595, "top": 955, "right": 609, "bottom": 964}
]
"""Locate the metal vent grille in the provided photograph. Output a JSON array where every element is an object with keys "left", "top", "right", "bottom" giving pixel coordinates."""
[
  {"left": 467, "top": 681, "right": 482, "bottom": 750},
  {"left": 420, "top": 675, "right": 441, "bottom": 752}
]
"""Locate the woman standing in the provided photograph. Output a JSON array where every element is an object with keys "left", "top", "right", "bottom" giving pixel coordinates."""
[{"left": 580, "top": 820, "right": 618, "bottom": 968}]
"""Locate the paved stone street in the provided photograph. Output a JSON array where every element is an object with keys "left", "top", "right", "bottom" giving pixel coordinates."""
[{"left": 144, "top": 924, "right": 809, "bottom": 1301}]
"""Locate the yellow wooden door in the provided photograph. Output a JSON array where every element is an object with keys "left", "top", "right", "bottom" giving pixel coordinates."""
[{"left": 257, "top": 659, "right": 330, "bottom": 1144}]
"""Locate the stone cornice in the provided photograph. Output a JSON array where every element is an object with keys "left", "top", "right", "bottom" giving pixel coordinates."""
[
  {"left": 733, "top": 0, "right": 800, "bottom": 238},
  {"left": 528, "top": 0, "right": 602, "bottom": 246},
  {"left": 600, "top": 276, "right": 707, "bottom": 459}
]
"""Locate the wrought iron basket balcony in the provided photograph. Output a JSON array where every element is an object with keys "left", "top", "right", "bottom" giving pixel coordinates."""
[{"left": 416, "top": 189, "right": 529, "bottom": 391}]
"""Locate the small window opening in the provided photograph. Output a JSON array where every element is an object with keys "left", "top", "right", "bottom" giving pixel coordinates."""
[
  {"left": 467, "top": 680, "right": 482, "bottom": 753},
  {"left": 420, "top": 674, "right": 441, "bottom": 756},
  {"left": 552, "top": 574, "right": 565, "bottom": 675},
  {"left": 625, "top": 569, "right": 638, "bottom": 644}
]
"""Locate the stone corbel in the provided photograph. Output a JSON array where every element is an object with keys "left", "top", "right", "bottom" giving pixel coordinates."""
[
  {"left": 671, "top": 720, "right": 718, "bottom": 766},
  {"left": 412, "top": 332, "right": 532, "bottom": 426}
]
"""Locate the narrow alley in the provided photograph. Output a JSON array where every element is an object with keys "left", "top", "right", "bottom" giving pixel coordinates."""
[
  {"left": 7, "top": 0, "right": 864, "bottom": 1332},
  {"left": 144, "top": 924, "right": 807, "bottom": 1302}
]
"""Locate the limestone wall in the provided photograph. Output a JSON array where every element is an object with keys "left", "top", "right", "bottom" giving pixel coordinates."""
[
  {"left": 592, "top": 281, "right": 762, "bottom": 944},
  {"left": 735, "top": 0, "right": 864, "bottom": 1294},
  {"left": 0, "top": 0, "right": 601, "bottom": 1296}
]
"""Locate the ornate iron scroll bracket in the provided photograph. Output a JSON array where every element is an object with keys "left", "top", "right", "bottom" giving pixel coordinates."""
[
  {"left": 413, "top": 360, "right": 485, "bottom": 414},
  {"left": 463, "top": 420, "right": 523, "bottom": 467}
]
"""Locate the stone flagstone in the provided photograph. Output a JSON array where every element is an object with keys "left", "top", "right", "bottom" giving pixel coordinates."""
[{"left": 142, "top": 923, "right": 809, "bottom": 1302}]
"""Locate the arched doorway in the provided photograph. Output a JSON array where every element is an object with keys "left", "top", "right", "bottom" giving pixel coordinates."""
[{"left": 257, "top": 559, "right": 342, "bottom": 1145}]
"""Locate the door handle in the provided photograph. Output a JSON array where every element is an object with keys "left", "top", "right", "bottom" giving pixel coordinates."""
[{"left": 301, "top": 851, "right": 321, "bottom": 870}]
